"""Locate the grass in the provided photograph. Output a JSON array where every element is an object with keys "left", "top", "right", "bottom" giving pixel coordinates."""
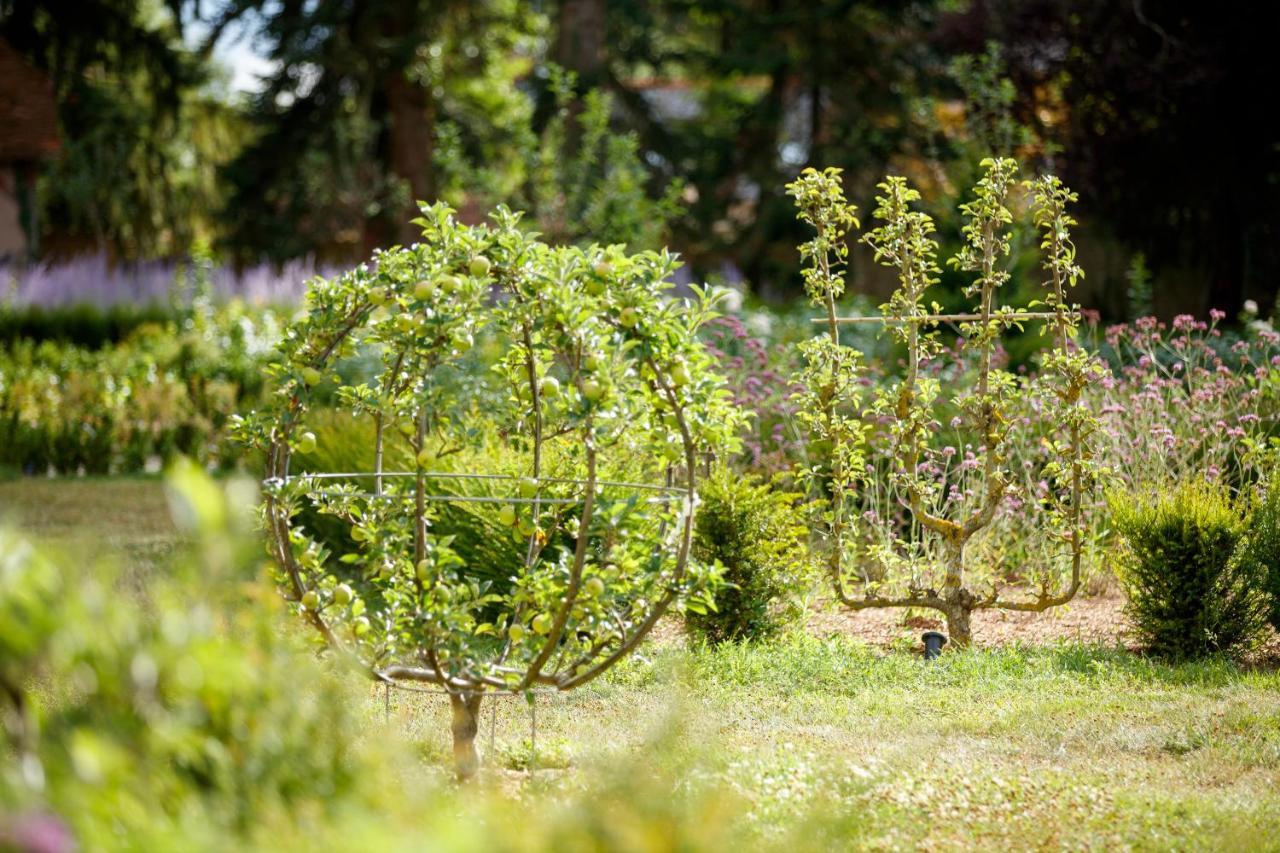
[{"left": 6, "top": 477, "right": 1280, "bottom": 850}]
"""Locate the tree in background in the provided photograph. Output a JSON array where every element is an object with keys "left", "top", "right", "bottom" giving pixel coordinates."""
[
  {"left": 209, "top": 0, "right": 541, "bottom": 262},
  {"left": 1, "top": 0, "right": 240, "bottom": 259},
  {"left": 943, "top": 0, "right": 1280, "bottom": 317}
]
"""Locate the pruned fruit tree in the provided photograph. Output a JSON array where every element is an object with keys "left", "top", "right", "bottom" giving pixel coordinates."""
[
  {"left": 233, "top": 203, "right": 744, "bottom": 779},
  {"left": 789, "top": 159, "right": 1105, "bottom": 646}
]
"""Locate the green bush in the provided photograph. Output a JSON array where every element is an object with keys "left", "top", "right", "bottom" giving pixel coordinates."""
[
  {"left": 1239, "top": 480, "right": 1280, "bottom": 631},
  {"left": 1110, "top": 481, "right": 1270, "bottom": 658},
  {"left": 685, "top": 467, "right": 811, "bottom": 644}
]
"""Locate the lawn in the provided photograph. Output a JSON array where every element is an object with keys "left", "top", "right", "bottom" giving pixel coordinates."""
[{"left": 4, "top": 478, "right": 1279, "bottom": 850}]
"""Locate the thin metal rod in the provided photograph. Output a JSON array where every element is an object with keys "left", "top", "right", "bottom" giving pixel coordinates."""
[
  {"left": 280, "top": 471, "right": 688, "bottom": 494},
  {"left": 815, "top": 311, "right": 1080, "bottom": 325},
  {"left": 529, "top": 695, "right": 537, "bottom": 774},
  {"left": 384, "top": 681, "right": 391, "bottom": 725},
  {"left": 305, "top": 491, "right": 681, "bottom": 505}
]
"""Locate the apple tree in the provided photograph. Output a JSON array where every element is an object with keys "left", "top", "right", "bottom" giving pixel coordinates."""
[
  {"left": 233, "top": 203, "right": 744, "bottom": 779},
  {"left": 788, "top": 160, "right": 1103, "bottom": 647}
]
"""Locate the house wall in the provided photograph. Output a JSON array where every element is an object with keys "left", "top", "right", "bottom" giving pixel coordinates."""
[{"left": 0, "top": 165, "right": 27, "bottom": 260}]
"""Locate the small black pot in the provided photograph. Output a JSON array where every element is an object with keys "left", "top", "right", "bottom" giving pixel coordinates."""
[{"left": 922, "top": 631, "right": 948, "bottom": 660}]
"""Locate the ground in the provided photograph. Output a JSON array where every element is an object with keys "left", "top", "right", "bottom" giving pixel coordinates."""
[{"left": 4, "top": 476, "right": 1279, "bottom": 849}]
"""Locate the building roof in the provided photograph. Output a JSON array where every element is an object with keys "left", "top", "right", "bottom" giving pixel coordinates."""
[{"left": 0, "top": 38, "right": 60, "bottom": 162}]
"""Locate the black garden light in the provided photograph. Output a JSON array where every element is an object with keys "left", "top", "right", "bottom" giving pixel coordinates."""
[{"left": 922, "top": 631, "right": 947, "bottom": 660}]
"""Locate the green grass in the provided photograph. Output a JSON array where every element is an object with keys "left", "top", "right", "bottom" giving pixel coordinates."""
[{"left": 6, "top": 477, "right": 1280, "bottom": 850}]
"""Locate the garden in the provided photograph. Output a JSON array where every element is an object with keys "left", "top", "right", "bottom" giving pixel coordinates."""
[{"left": 3, "top": 3, "right": 1280, "bottom": 851}]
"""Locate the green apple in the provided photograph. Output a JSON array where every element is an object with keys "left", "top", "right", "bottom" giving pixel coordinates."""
[
  {"left": 669, "top": 362, "right": 692, "bottom": 387},
  {"left": 352, "top": 616, "right": 371, "bottom": 636},
  {"left": 618, "top": 306, "right": 638, "bottom": 328},
  {"left": 532, "top": 613, "right": 553, "bottom": 635},
  {"left": 296, "top": 431, "right": 317, "bottom": 454},
  {"left": 498, "top": 505, "right": 517, "bottom": 527},
  {"left": 414, "top": 279, "right": 436, "bottom": 300},
  {"left": 519, "top": 477, "right": 539, "bottom": 498},
  {"left": 416, "top": 559, "right": 431, "bottom": 581},
  {"left": 416, "top": 447, "right": 432, "bottom": 468},
  {"left": 583, "top": 352, "right": 601, "bottom": 371},
  {"left": 454, "top": 331, "right": 473, "bottom": 352},
  {"left": 301, "top": 590, "right": 320, "bottom": 610},
  {"left": 584, "top": 576, "right": 605, "bottom": 597},
  {"left": 398, "top": 421, "right": 416, "bottom": 437},
  {"left": 508, "top": 623, "right": 526, "bottom": 642},
  {"left": 439, "top": 274, "right": 462, "bottom": 294},
  {"left": 517, "top": 517, "right": 536, "bottom": 537},
  {"left": 395, "top": 314, "right": 418, "bottom": 334},
  {"left": 351, "top": 526, "right": 370, "bottom": 542},
  {"left": 368, "top": 286, "right": 389, "bottom": 306},
  {"left": 539, "top": 376, "right": 561, "bottom": 398},
  {"left": 334, "top": 583, "right": 354, "bottom": 606},
  {"left": 592, "top": 260, "right": 613, "bottom": 277},
  {"left": 301, "top": 366, "right": 324, "bottom": 386},
  {"left": 469, "top": 256, "right": 491, "bottom": 277},
  {"left": 585, "top": 277, "right": 605, "bottom": 296},
  {"left": 581, "top": 378, "right": 605, "bottom": 402}
]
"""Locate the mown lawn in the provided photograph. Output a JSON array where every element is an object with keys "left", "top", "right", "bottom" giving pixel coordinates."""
[{"left": 5, "top": 477, "right": 1279, "bottom": 850}]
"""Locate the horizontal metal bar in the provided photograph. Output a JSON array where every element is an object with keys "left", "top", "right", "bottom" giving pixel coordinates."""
[
  {"left": 305, "top": 491, "right": 681, "bottom": 505},
  {"left": 813, "top": 311, "right": 1080, "bottom": 325},
  {"left": 280, "top": 471, "right": 687, "bottom": 494}
]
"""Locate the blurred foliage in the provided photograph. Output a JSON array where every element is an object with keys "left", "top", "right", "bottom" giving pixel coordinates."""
[
  {"left": 0, "top": 464, "right": 379, "bottom": 848},
  {"left": 0, "top": 297, "right": 279, "bottom": 475}
]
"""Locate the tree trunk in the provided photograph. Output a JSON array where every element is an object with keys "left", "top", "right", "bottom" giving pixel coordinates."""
[
  {"left": 555, "top": 0, "right": 606, "bottom": 87},
  {"left": 449, "top": 692, "right": 483, "bottom": 782},
  {"left": 386, "top": 69, "right": 435, "bottom": 245},
  {"left": 942, "top": 603, "right": 973, "bottom": 649}
]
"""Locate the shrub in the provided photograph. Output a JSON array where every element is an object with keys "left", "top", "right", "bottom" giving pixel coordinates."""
[
  {"left": 1239, "top": 480, "right": 1280, "bottom": 631},
  {"left": 1110, "top": 481, "right": 1270, "bottom": 658},
  {"left": 685, "top": 468, "right": 811, "bottom": 644}
]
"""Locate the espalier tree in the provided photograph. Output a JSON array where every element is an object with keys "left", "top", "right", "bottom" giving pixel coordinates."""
[
  {"left": 234, "top": 204, "right": 743, "bottom": 779},
  {"left": 788, "top": 160, "right": 1102, "bottom": 646}
]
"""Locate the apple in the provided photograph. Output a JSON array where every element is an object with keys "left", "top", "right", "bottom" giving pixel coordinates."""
[
  {"left": 301, "top": 366, "right": 324, "bottom": 386},
  {"left": 669, "top": 362, "right": 691, "bottom": 387},
  {"left": 584, "top": 576, "right": 605, "bottom": 597},
  {"left": 416, "top": 447, "right": 432, "bottom": 468},
  {"left": 301, "top": 590, "right": 320, "bottom": 610},
  {"left": 508, "top": 623, "right": 526, "bottom": 642},
  {"left": 583, "top": 352, "right": 601, "bottom": 371},
  {"left": 593, "top": 260, "right": 613, "bottom": 277},
  {"left": 532, "top": 613, "right": 553, "bottom": 635},
  {"left": 585, "top": 277, "right": 605, "bottom": 296},
  {"left": 454, "top": 331, "right": 473, "bottom": 352},
  {"left": 539, "top": 376, "right": 561, "bottom": 398},
  {"left": 618, "top": 306, "right": 638, "bottom": 328},
  {"left": 519, "top": 477, "right": 539, "bottom": 498},
  {"left": 351, "top": 526, "right": 370, "bottom": 542},
  {"left": 439, "top": 275, "right": 462, "bottom": 294},
  {"left": 334, "top": 583, "right": 354, "bottom": 605},
  {"left": 517, "top": 517, "right": 536, "bottom": 537},
  {"left": 498, "top": 505, "right": 517, "bottom": 527},
  {"left": 296, "top": 431, "right": 317, "bottom": 454},
  {"left": 582, "top": 378, "right": 605, "bottom": 402},
  {"left": 416, "top": 559, "right": 431, "bottom": 581},
  {"left": 352, "top": 616, "right": 371, "bottom": 636},
  {"left": 368, "top": 286, "right": 390, "bottom": 306},
  {"left": 469, "top": 256, "right": 491, "bottom": 277},
  {"left": 395, "top": 314, "right": 418, "bottom": 334},
  {"left": 414, "top": 279, "right": 436, "bottom": 300}
]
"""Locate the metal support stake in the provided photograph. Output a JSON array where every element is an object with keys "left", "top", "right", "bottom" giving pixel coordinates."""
[{"left": 384, "top": 681, "right": 391, "bottom": 725}]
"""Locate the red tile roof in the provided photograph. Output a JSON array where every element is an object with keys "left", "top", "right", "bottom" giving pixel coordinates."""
[{"left": 0, "top": 38, "right": 60, "bottom": 162}]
